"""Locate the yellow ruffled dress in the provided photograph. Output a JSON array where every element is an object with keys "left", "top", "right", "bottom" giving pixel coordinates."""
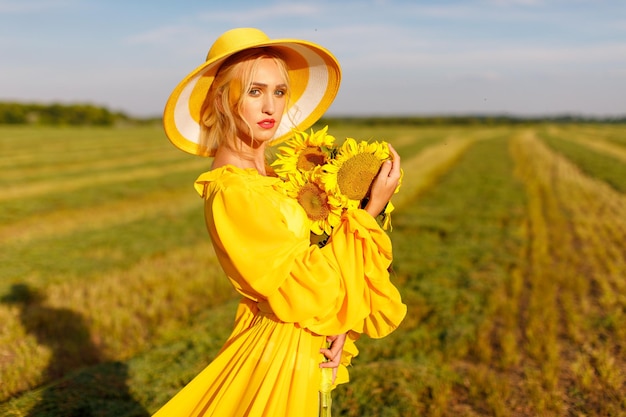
[{"left": 152, "top": 166, "right": 406, "bottom": 417}]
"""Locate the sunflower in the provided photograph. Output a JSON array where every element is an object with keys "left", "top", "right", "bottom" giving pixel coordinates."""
[
  {"left": 320, "top": 137, "right": 392, "bottom": 209},
  {"left": 280, "top": 167, "right": 344, "bottom": 236},
  {"left": 274, "top": 127, "right": 403, "bottom": 237},
  {"left": 271, "top": 126, "right": 336, "bottom": 178}
]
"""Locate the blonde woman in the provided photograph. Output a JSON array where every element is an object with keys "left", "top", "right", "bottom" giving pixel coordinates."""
[{"left": 154, "top": 28, "right": 406, "bottom": 417}]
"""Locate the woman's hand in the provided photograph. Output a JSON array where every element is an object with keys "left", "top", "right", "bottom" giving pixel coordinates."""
[
  {"left": 319, "top": 333, "right": 347, "bottom": 384},
  {"left": 364, "top": 144, "right": 401, "bottom": 217}
]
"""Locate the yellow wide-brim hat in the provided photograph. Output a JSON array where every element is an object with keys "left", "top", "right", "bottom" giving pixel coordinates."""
[{"left": 163, "top": 27, "right": 341, "bottom": 156}]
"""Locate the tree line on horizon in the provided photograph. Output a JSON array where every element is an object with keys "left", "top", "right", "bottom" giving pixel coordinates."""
[
  {"left": 0, "top": 102, "right": 137, "bottom": 126},
  {"left": 1, "top": 101, "right": 624, "bottom": 126}
]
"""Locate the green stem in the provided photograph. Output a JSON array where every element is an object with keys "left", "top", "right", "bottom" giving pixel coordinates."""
[{"left": 320, "top": 391, "right": 332, "bottom": 417}]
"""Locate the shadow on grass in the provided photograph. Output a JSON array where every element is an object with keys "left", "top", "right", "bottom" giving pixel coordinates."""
[{"left": 1, "top": 284, "right": 148, "bottom": 417}]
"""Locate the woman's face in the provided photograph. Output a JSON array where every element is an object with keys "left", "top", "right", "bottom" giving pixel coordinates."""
[{"left": 236, "top": 57, "right": 288, "bottom": 144}]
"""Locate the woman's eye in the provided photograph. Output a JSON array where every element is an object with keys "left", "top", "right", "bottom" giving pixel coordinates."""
[{"left": 275, "top": 89, "right": 286, "bottom": 97}]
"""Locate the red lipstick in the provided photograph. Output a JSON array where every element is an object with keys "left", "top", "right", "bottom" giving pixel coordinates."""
[{"left": 258, "top": 119, "right": 275, "bottom": 129}]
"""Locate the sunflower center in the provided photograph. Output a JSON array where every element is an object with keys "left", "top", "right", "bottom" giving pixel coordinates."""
[
  {"left": 297, "top": 182, "right": 330, "bottom": 221},
  {"left": 297, "top": 147, "right": 327, "bottom": 171},
  {"left": 337, "top": 153, "right": 383, "bottom": 200}
]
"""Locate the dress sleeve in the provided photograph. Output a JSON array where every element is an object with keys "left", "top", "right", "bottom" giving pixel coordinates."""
[
  {"left": 200, "top": 174, "right": 406, "bottom": 338},
  {"left": 320, "top": 210, "right": 407, "bottom": 339},
  {"left": 202, "top": 176, "right": 343, "bottom": 327}
]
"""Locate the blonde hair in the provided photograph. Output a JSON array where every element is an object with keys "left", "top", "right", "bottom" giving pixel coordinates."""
[{"left": 199, "top": 48, "right": 291, "bottom": 157}]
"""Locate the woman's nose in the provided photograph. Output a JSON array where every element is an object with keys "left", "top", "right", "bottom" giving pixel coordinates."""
[{"left": 263, "top": 96, "right": 275, "bottom": 115}]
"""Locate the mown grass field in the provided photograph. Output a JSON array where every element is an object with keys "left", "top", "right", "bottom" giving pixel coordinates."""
[{"left": 1, "top": 123, "right": 625, "bottom": 416}]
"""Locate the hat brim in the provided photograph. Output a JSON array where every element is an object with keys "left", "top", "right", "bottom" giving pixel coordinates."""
[{"left": 163, "top": 38, "right": 341, "bottom": 157}]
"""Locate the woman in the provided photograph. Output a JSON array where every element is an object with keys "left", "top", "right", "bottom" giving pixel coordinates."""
[{"left": 154, "top": 28, "right": 406, "bottom": 417}]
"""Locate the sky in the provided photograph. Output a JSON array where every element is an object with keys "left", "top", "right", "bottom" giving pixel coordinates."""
[{"left": 1, "top": 0, "right": 625, "bottom": 118}]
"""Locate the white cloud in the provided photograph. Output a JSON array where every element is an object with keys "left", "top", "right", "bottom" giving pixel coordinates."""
[
  {"left": 126, "top": 25, "right": 199, "bottom": 45},
  {"left": 197, "top": 3, "right": 320, "bottom": 23},
  {"left": 124, "top": 3, "right": 322, "bottom": 51}
]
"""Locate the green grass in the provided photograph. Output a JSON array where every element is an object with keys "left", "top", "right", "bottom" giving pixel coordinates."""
[
  {"left": 1, "top": 205, "right": 205, "bottom": 287},
  {"left": 1, "top": 124, "right": 625, "bottom": 416},
  {"left": 558, "top": 123, "right": 626, "bottom": 147},
  {"left": 537, "top": 126, "right": 626, "bottom": 193},
  {"left": 329, "top": 131, "right": 527, "bottom": 416}
]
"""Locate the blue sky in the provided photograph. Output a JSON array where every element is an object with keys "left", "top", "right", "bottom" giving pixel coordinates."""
[{"left": 1, "top": 0, "right": 625, "bottom": 117}]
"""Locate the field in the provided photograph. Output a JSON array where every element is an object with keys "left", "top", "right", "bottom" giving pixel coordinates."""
[{"left": 1, "top": 122, "right": 625, "bottom": 416}]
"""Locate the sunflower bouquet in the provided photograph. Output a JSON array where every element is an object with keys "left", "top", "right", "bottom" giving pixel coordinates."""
[{"left": 272, "top": 126, "right": 401, "bottom": 246}]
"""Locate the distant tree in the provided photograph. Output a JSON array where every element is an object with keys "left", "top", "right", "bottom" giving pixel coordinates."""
[
  {"left": 0, "top": 102, "right": 137, "bottom": 126},
  {"left": 0, "top": 102, "right": 29, "bottom": 124}
]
